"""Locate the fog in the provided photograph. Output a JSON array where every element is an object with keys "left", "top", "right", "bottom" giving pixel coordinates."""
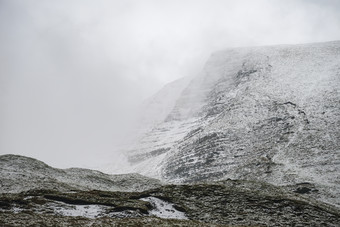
[{"left": 1, "top": 0, "right": 340, "bottom": 169}]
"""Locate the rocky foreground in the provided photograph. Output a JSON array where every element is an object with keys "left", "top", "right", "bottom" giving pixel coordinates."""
[
  {"left": 1, "top": 181, "right": 340, "bottom": 226},
  {"left": 1, "top": 155, "right": 340, "bottom": 226}
]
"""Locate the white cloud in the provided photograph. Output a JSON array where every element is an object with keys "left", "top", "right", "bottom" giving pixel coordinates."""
[{"left": 0, "top": 0, "right": 339, "bottom": 168}]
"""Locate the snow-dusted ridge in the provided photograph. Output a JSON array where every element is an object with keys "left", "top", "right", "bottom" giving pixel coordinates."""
[
  {"left": 0, "top": 154, "right": 162, "bottom": 193},
  {"left": 122, "top": 40, "right": 340, "bottom": 208}
]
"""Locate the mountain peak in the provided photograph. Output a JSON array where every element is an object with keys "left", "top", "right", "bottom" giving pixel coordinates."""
[{"left": 123, "top": 40, "right": 340, "bottom": 207}]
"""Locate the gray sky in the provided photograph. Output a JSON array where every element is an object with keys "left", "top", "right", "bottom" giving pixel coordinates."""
[{"left": 1, "top": 0, "right": 340, "bottom": 169}]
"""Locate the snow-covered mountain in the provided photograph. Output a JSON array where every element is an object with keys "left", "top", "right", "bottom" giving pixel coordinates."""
[
  {"left": 125, "top": 41, "right": 340, "bottom": 207},
  {"left": 0, "top": 154, "right": 162, "bottom": 193},
  {"left": 1, "top": 40, "right": 340, "bottom": 226}
]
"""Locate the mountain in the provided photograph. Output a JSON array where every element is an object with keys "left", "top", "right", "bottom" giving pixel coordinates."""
[
  {"left": 125, "top": 40, "right": 340, "bottom": 208},
  {"left": 0, "top": 154, "right": 162, "bottom": 193},
  {"left": 2, "top": 40, "right": 340, "bottom": 225}
]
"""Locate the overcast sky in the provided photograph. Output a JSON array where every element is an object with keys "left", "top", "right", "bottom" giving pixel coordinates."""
[{"left": 1, "top": 0, "right": 340, "bottom": 169}]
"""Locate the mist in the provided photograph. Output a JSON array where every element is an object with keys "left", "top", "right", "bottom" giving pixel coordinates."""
[{"left": 1, "top": 0, "right": 340, "bottom": 170}]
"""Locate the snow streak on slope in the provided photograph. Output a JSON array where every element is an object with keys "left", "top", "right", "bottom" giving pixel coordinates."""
[{"left": 124, "top": 41, "right": 340, "bottom": 207}]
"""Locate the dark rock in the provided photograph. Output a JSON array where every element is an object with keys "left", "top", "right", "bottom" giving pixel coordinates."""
[{"left": 294, "top": 187, "right": 312, "bottom": 194}]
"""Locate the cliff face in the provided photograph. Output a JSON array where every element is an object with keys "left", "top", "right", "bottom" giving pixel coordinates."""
[{"left": 127, "top": 41, "right": 340, "bottom": 207}]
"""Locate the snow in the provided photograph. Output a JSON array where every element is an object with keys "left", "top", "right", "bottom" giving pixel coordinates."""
[
  {"left": 0, "top": 206, "right": 23, "bottom": 214},
  {"left": 1, "top": 196, "right": 187, "bottom": 220},
  {"left": 140, "top": 196, "right": 188, "bottom": 220},
  {"left": 12, "top": 207, "right": 23, "bottom": 214},
  {"left": 48, "top": 202, "right": 107, "bottom": 219}
]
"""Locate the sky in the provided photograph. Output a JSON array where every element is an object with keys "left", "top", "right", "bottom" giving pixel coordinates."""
[{"left": 1, "top": 0, "right": 340, "bottom": 170}]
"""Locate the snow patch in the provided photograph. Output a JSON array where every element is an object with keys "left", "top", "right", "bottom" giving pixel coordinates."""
[
  {"left": 140, "top": 196, "right": 187, "bottom": 220},
  {"left": 48, "top": 202, "right": 107, "bottom": 219},
  {"left": 0, "top": 206, "right": 24, "bottom": 214}
]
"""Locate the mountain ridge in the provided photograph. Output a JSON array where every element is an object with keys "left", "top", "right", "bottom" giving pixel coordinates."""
[
  {"left": 0, "top": 154, "right": 162, "bottom": 193},
  {"left": 124, "top": 40, "right": 340, "bottom": 208}
]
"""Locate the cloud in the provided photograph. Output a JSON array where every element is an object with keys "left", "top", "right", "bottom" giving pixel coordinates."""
[{"left": 1, "top": 0, "right": 339, "bottom": 169}]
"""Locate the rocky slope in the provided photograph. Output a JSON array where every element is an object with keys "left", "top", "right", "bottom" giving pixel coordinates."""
[
  {"left": 1, "top": 179, "right": 340, "bottom": 226},
  {"left": 125, "top": 41, "right": 340, "bottom": 208},
  {"left": 0, "top": 154, "right": 162, "bottom": 193}
]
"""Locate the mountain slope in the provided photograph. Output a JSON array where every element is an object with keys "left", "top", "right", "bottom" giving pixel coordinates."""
[
  {"left": 0, "top": 154, "right": 162, "bottom": 193},
  {"left": 125, "top": 41, "right": 340, "bottom": 207}
]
